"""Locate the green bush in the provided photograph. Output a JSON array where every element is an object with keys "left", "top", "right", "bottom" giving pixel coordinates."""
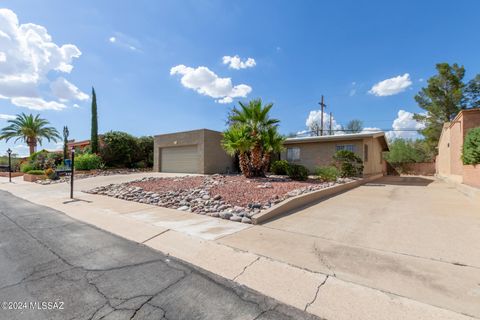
[
  {"left": 26, "top": 170, "right": 45, "bottom": 175},
  {"left": 463, "top": 127, "right": 480, "bottom": 165},
  {"left": 286, "top": 163, "right": 309, "bottom": 181},
  {"left": 270, "top": 160, "right": 290, "bottom": 175},
  {"left": 333, "top": 150, "right": 364, "bottom": 177},
  {"left": 136, "top": 136, "right": 154, "bottom": 167},
  {"left": 316, "top": 166, "right": 340, "bottom": 182},
  {"left": 74, "top": 153, "right": 103, "bottom": 170},
  {"left": 21, "top": 162, "right": 34, "bottom": 173},
  {"left": 100, "top": 131, "right": 139, "bottom": 168},
  {"left": 44, "top": 168, "right": 57, "bottom": 179},
  {"left": 47, "top": 152, "right": 63, "bottom": 166}
]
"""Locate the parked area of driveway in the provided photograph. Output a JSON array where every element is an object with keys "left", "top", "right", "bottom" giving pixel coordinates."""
[
  {"left": 219, "top": 176, "right": 480, "bottom": 318},
  {"left": 0, "top": 190, "right": 317, "bottom": 320}
]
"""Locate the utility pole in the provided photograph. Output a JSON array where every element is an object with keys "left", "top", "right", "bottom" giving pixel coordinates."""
[
  {"left": 318, "top": 95, "right": 327, "bottom": 136},
  {"left": 329, "top": 112, "right": 333, "bottom": 135}
]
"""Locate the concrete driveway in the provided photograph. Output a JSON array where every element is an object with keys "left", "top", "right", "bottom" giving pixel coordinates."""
[{"left": 218, "top": 176, "right": 480, "bottom": 318}]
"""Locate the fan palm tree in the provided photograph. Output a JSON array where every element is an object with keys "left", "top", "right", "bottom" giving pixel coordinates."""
[
  {"left": 228, "top": 99, "right": 280, "bottom": 175},
  {"left": 0, "top": 113, "right": 60, "bottom": 155},
  {"left": 222, "top": 124, "right": 254, "bottom": 177},
  {"left": 261, "top": 127, "right": 285, "bottom": 172}
]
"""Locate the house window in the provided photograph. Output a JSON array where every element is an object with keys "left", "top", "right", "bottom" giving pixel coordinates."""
[
  {"left": 286, "top": 147, "right": 300, "bottom": 161},
  {"left": 364, "top": 144, "right": 369, "bottom": 162},
  {"left": 336, "top": 144, "right": 356, "bottom": 152}
]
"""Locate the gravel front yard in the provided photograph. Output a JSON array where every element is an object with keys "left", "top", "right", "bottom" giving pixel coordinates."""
[{"left": 86, "top": 174, "right": 352, "bottom": 224}]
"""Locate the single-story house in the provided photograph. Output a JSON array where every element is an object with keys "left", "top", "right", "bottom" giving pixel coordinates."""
[
  {"left": 281, "top": 132, "right": 389, "bottom": 175},
  {"left": 436, "top": 108, "right": 480, "bottom": 188},
  {"left": 153, "top": 129, "right": 389, "bottom": 176}
]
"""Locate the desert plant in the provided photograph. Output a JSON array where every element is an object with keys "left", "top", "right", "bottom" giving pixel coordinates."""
[
  {"left": 63, "top": 126, "right": 69, "bottom": 160},
  {"left": 223, "top": 99, "right": 283, "bottom": 177},
  {"left": 333, "top": 150, "right": 363, "bottom": 177},
  {"left": 74, "top": 153, "right": 103, "bottom": 170},
  {"left": 135, "top": 136, "right": 154, "bottom": 167},
  {"left": 270, "top": 160, "right": 290, "bottom": 175},
  {"left": 462, "top": 127, "right": 480, "bottom": 165},
  {"left": 286, "top": 163, "right": 309, "bottom": 181},
  {"left": 316, "top": 166, "right": 340, "bottom": 182},
  {"left": 44, "top": 168, "right": 57, "bottom": 179},
  {"left": 91, "top": 87, "right": 99, "bottom": 154},
  {"left": 0, "top": 113, "right": 60, "bottom": 155}
]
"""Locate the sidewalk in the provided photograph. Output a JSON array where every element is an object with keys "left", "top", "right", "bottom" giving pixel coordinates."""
[{"left": 0, "top": 174, "right": 476, "bottom": 320}]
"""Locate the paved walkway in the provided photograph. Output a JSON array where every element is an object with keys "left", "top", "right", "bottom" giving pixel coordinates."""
[{"left": 1, "top": 174, "right": 478, "bottom": 319}]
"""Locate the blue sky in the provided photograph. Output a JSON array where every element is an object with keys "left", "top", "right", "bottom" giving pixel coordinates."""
[{"left": 1, "top": 0, "right": 480, "bottom": 156}]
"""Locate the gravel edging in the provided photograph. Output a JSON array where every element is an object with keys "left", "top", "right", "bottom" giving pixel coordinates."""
[{"left": 84, "top": 174, "right": 353, "bottom": 224}]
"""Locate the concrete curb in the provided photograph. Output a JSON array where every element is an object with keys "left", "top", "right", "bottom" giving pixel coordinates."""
[
  {"left": 435, "top": 174, "right": 480, "bottom": 201},
  {"left": 251, "top": 173, "right": 384, "bottom": 224}
]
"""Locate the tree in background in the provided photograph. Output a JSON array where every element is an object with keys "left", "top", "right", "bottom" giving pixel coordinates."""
[
  {"left": 413, "top": 63, "right": 465, "bottom": 151},
  {"left": 464, "top": 74, "right": 480, "bottom": 109},
  {"left": 345, "top": 119, "right": 363, "bottom": 133},
  {"left": 384, "top": 139, "right": 434, "bottom": 165},
  {"left": 462, "top": 128, "right": 480, "bottom": 165},
  {"left": 91, "top": 87, "right": 99, "bottom": 154},
  {"left": 99, "top": 131, "right": 139, "bottom": 168},
  {"left": 0, "top": 113, "right": 60, "bottom": 155},
  {"left": 63, "top": 126, "right": 69, "bottom": 160}
]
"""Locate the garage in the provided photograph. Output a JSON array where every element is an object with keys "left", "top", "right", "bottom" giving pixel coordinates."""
[{"left": 161, "top": 145, "right": 199, "bottom": 173}]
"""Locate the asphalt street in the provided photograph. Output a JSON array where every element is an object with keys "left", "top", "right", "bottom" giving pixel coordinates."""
[{"left": 0, "top": 190, "right": 319, "bottom": 320}]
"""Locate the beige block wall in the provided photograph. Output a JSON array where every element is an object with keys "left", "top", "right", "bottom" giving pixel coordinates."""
[
  {"left": 203, "top": 129, "right": 235, "bottom": 174},
  {"left": 450, "top": 119, "right": 463, "bottom": 176},
  {"left": 363, "top": 137, "right": 387, "bottom": 175},
  {"left": 280, "top": 139, "right": 364, "bottom": 173},
  {"left": 436, "top": 125, "right": 451, "bottom": 176},
  {"left": 153, "top": 129, "right": 233, "bottom": 174}
]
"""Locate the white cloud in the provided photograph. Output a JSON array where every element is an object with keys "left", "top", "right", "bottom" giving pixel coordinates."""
[
  {"left": 170, "top": 64, "right": 252, "bottom": 104},
  {"left": 108, "top": 33, "right": 140, "bottom": 51},
  {"left": 11, "top": 97, "right": 67, "bottom": 111},
  {"left": 361, "top": 127, "right": 382, "bottom": 133},
  {"left": 386, "top": 109, "right": 425, "bottom": 141},
  {"left": 349, "top": 81, "right": 357, "bottom": 96},
  {"left": 305, "top": 110, "right": 343, "bottom": 135},
  {"left": 0, "top": 114, "right": 16, "bottom": 120},
  {"left": 0, "top": 8, "right": 83, "bottom": 110},
  {"left": 222, "top": 55, "right": 256, "bottom": 70},
  {"left": 369, "top": 73, "right": 412, "bottom": 96},
  {"left": 50, "top": 77, "right": 88, "bottom": 101}
]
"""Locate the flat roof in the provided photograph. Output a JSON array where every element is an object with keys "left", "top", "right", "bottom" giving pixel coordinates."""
[
  {"left": 154, "top": 128, "right": 221, "bottom": 137},
  {"left": 285, "top": 131, "right": 386, "bottom": 144}
]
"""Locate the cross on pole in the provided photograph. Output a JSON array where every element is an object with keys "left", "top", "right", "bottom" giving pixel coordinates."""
[{"left": 318, "top": 95, "right": 327, "bottom": 136}]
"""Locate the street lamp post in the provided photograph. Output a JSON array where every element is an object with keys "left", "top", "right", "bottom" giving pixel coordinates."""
[
  {"left": 7, "top": 148, "right": 12, "bottom": 183},
  {"left": 70, "top": 147, "right": 75, "bottom": 199}
]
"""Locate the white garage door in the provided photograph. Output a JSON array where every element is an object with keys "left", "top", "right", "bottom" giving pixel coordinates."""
[{"left": 161, "top": 145, "right": 199, "bottom": 173}]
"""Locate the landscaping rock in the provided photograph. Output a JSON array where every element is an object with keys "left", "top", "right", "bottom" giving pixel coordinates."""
[
  {"left": 241, "top": 217, "right": 252, "bottom": 224},
  {"left": 229, "top": 215, "right": 242, "bottom": 222}
]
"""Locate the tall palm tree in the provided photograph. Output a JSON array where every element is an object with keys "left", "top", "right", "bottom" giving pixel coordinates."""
[
  {"left": 228, "top": 99, "right": 280, "bottom": 175},
  {"left": 0, "top": 113, "right": 60, "bottom": 155},
  {"left": 222, "top": 125, "right": 254, "bottom": 177},
  {"left": 261, "top": 127, "right": 285, "bottom": 172}
]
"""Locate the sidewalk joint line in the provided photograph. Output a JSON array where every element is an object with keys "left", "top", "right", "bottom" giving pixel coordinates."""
[
  {"left": 233, "top": 257, "right": 260, "bottom": 281},
  {"left": 141, "top": 229, "right": 170, "bottom": 244}
]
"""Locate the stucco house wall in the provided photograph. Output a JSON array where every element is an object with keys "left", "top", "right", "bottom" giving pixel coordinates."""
[
  {"left": 280, "top": 133, "right": 388, "bottom": 175},
  {"left": 436, "top": 108, "right": 480, "bottom": 187}
]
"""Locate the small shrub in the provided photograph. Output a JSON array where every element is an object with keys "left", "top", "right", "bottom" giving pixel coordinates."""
[
  {"left": 270, "top": 160, "right": 290, "bottom": 175},
  {"left": 44, "top": 168, "right": 57, "bottom": 179},
  {"left": 333, "top": 150, "right": 364, "bottom": 177},
  {"left": 462, "top": 127, "right": 480, "bottom": 165},
  {"left": 47, "top": 152, "right": 63, "bottom": 166},
  {"left": 316, "top": 166, "right": 340, "bottom": 182},
  {"left": 100, "top": 131, "right": 139, "bottom": 168},
  {"left": 74, "top": 153, "right": 103, "bottom": 170},
  {"left": 26, "top": 170, "right": 45, "bottom": 175},
  {"left": 286, "top": 164, "right": 309, "bottom": 181},
  {"left": 21, "top": 162, "right": 34, "bottom": 173}
]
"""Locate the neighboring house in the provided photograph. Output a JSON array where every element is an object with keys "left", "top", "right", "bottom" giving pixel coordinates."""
[
  {"left": 153, "top": 129, "right": 389, "bottom": 176},
  {"left": 281, "top": 132, "right": 389, "bottom": 175},
  {"left": 67, "top": 135, "right": 104, "bottom": 153},
  {"left": 153, "top": 129, "right": 234, "bottom": 174},
  {"left": 436, "top": 108, "right": 480, "bottom": 188}
]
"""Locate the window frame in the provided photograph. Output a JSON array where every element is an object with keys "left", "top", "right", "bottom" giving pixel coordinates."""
[
  {"left": 286, "top": 147, "right": 301, "bottom": 162},
  {"left": 335, "top": 144, "right": 356, "bottom": 152}
]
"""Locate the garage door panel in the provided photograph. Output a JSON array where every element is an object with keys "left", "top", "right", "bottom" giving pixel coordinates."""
[{"left": 161, "top": 145, "right": 199, "bottom": 173}]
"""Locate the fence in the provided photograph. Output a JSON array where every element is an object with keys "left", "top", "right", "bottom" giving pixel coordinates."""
[{"left": 387, "top": 162, "right": 436, "bottom": 176}]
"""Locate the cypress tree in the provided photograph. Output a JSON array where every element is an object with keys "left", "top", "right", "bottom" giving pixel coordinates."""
[
  {"left": 63, "top": 126, "right": 69, "bottom": 160},
  {"left": 91, "top": 87, "right": 99, "bottom": 153}
]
